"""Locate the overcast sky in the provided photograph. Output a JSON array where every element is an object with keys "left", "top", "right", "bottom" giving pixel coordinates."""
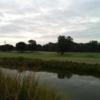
[{"left": 0, "top": 0, "right": 100, "bottom": 45}]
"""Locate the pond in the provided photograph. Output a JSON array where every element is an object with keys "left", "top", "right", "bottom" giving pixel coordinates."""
[{"left": 1, "top": 67, "right": 100, "bottom": 100}]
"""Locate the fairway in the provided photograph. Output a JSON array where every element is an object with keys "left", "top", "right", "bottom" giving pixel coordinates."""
[{"left": 0, "top": 52, "right": 100, "bottom": 64}]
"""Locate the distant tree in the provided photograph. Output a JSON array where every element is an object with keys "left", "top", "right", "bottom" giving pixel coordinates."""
[
  {"left": 66, "top": 36, "right": 73, "bottom": 42},
  {"left": 28, "top": 40, "right": 37, "bottom": 51},
  {"left": 57, "top": 35, "right": 73, "bottom": 55},
  {"left": 87, "top": 41, "right": 99, "bottom": 52},
  {"left": 1, "top": 35, "right": 100, "bottom": 53},
  {"left": 43, "top": 42, "right": 57, "bottom": 51},
  {"left": 57, "top": 35, "right": 66, "bottom": 55},
  {"left": 37, "top": 44, "right": 42, "bottom": 51},
  {"left": 65, "top": 36, "right": 73, "bottom": 51},
  {"left": 0, "top": 44, "right": 14, "bottom": 52},
  {"left": 28, "top": 40, "right": 36, "bottom": 45},
  {"left": 16, "top": 42, "right": 27, "bottom": 52}
]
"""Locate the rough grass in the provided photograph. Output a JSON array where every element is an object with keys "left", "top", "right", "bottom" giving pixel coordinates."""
[
  {"left": 0, "top": 69, "right": 67, "bottom": 100},
  {"left": 0, "top": 51, "right": 100, "bottom": 64},
  {"left": 0, "top": 57, "right": 100, "bottom": 78}
]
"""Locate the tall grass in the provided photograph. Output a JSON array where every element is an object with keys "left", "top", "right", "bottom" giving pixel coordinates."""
[{"left": 0, "top": 69, "right": 67, "bottom": 100}]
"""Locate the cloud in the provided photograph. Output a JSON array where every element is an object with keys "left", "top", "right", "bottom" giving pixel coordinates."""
[{"left": 0, "top": 0, "right": 100, "bottom": 44}]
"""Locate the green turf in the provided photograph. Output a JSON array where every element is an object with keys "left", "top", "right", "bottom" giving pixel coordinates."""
[{"left": 0, "top": 51, "right": 100, "bottom": 64}]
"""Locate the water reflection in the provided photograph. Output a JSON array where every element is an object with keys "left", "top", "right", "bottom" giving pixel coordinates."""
[
  {"left": 16, "top": 66, "right": 100, "bottom": 80},
  {"left": 1, "top": 67, "right": 100, "bottom": 100},
  {"left": 57, "top": 72, "right": 72, "bottom": 79}
]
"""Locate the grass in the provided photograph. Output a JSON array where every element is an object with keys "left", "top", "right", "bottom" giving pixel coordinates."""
[
  {"left": 0, "top": 51, "right": 100, "bottom": 64},
  {"left": 0, "top": 57, "right": 100, "bottom": 78},
  {"left": 0, "top": 69, "right": 67, "bottom": 100},
  {"left": 0, "top": 51, "right": 99, "bottom": 100},
  {"left": 0, "top": 51, "right": 100, "bottom": 78},
  {"left": 1, "top": 51, "right": 99, "bottom": 100}
]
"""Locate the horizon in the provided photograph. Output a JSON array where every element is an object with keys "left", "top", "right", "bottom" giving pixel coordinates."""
[
  {"left": 0, "top": 35, "right": 100, "bottom": 46},
  {"left": 0, "top": 0, "right": 100, "bottom": 45}
]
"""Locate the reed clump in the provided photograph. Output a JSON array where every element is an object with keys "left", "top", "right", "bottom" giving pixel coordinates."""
[{"left": 0, "top": 69, "right": 66, "bottom": 100}]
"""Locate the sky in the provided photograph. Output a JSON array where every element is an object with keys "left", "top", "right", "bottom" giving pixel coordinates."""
[{"left": 0, "top": 0, "right": 100, "bottom": 45}]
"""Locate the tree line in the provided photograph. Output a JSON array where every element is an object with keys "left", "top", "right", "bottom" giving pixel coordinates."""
[{"left": 0, "top": 35, "right": 100, "bottom": 54}]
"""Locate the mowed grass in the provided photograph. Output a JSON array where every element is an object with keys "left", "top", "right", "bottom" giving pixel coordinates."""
[{"left": 0, "top": 51, "right": 100, "bottom": 64}]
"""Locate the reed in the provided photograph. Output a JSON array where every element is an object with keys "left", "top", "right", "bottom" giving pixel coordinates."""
[{"left": 0, "top": 69, "right": 66, "bottom": 100}]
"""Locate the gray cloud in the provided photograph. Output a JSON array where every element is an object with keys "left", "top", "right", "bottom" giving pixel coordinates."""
[{"left": 0, "top": 0, "right": 100, "bottom": 44}]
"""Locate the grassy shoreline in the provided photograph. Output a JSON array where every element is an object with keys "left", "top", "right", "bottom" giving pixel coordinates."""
[
  {"left": 0, "top": 57, "right": 100, "bottom": 78},
  {"left": 0, "top": 52, "right": 100, "bottom": 64},
  {"left": 0, "top": 52, "right": 100, "bottom": 100}
]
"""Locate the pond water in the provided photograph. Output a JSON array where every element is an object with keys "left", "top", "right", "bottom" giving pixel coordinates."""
[{"left": 1, "top": 68, "right": 100, "bottom": 100}]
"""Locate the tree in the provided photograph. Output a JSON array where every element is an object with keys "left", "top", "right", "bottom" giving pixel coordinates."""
[
  {"left": 87, "top": 41, "right": 99, "bottom": 52},
  {"left": 28, "top": 40, "right": 36, "bottom": 45},
  {"left": 16, "top": 42, "right": 27, "bottom": 52},
  {"left": 65, "top": 36, "right": 73, "bottom": 51},
  {"left": 43, "top": 42, "right": 57, "bottom": 51},
  {"left": 57, "top": 35, "right": 73, "bottom": 55},
  {"left": 0, "top": 44, "right": 14, "bottom": 52},
  {"left": 57, "top": 35, "right": 66, "bottom": 55},
  {"left": 28, "top": 40, "right": 37, "bottom": 51},
  {"left": 37, "top": 44, "right": 42, "bottom": 51}
]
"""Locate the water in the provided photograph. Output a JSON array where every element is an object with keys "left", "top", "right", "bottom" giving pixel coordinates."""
[{"left": 1, "top": 68, "right": 100, "bottom": 100}]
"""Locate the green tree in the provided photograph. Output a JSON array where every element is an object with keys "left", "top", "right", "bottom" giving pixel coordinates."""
[
  {"left": 0, "top": 44, "right": 14, "bottom": 52},
  {"left": 57, "top": 35, "right": 66, "bottom": 55},
  {"left": 28, "top": 40, "right": 37, "bottom": 51},
  {"left": 57, "top": 35, "right": 73, "bottom": 55},
  {"left": 16, "top": 42, "right": 27, "bottom": 52},
  {"left": 65, "top": 36, "right": 73, "bottom": 51}
]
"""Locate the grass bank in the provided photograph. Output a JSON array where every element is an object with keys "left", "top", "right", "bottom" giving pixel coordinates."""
[
  {"left": 0, "top": 57, "right": 100, "bottom": 78},
  {"left": 0, "top": 69, "right": 66, "bottom": 100},
  {"left": 0, "top": 51, "right": 100, "bottom": 64}
]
